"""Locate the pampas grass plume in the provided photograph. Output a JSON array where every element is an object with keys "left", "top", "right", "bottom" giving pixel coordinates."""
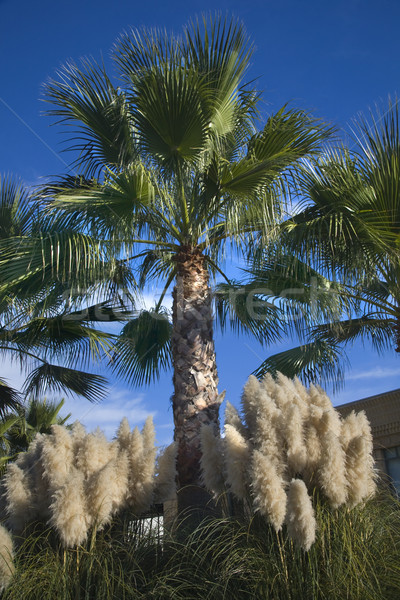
[
  {"left": 253, "top": 390, "right": 282, "bottom": 463},
  {"left": 346, "top": 435, "right": 376, "bottom": 506},
  {"left": 126, "top": 420, "right": 157, "bottom": 515},
  {"left": 224, "top": 402, "right": 247, "bottom": 438},
  {"left": 340, "top": 410, "right": 361, "bottom": 451},
  {"left": 224, "top": 424, "right": 250, "bottom": 501},
  {"left": 0, "top": 524, "right": 14, "bottom": 592},
  {"left": 200, "top": 425, "right": 225, "bottom": 497},
  {"left": 4, "top": 463, "right": 33, "bottom": 533},
  {"left": 241, "top": 375, "right": 261, "bottom": 433},
  {"left": 319, "top": 430, "right": 348, "bottom": 508},
  {"left": 75, "top": 429, "right": 111, "bottom": 479},
  {"left": 50, "top": 467, "right": 90, "bottom": 548},
  {"left": 153, "top": 443, "right": 178, "bottom": 504},
  {"left": 251, "top": 449, "right": 287, "bottom": 531},
  {"left": 285, "top": 479, "right": 316, "bottom": 551},
  {"left": 86, "top": 452, "right": 129, "bottom": 529},
  {"left": 41, "top": 425, "right": 74, "bottom": 493},
  {"left": 116, "top": 417, "right": 131, "bottom": 451},
  {"left": 285, "top": 404, "right": 307, "bottom": 476}
]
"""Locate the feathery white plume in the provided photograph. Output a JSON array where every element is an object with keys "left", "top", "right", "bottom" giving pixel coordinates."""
[
  {"left": 318, "top": 429, "right": 348, "bottom": 508},
  {"left": 224, "top": 424, "right": 250, "bottom": 501},
  {"left": 153, "top": 443, "right": 178, "bottom": 504},
  {"left": 4, "top": 463, "right": 33, "bottom": 533},
  {"left": 86, "top": 452, "right": 129, "bottom": 529},
  {"left": 200, "top": 425, "right": 225, "bottom": 497},
  {"left": 251, "top": 450, "right": 287, "bottom": 532},
  {"left": 116, "top": 417, "right": 131, "bottom": 451},
  {"left": 224, "top": 402, "right": 247, "bottom": 438},
  {"left": 50, "top": 467, "right": 90, "bottom": 548},
  {"left": 285, "top": 404, "right": 307, "bottom": 476},
  {"left": 241, "top": 375, "right": 261, "bottom": 433},
  {"left": 285, "top": 479, "right": 316, "bottom": 551}
]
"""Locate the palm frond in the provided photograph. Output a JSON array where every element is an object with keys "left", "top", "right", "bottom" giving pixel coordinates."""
[
  {"left": 44, "top": 58, "right": 137, "bottom": 177},
  {"left": 311, "top": 316, "right": 394, "bottom": 354},
  {"left": 112, "top": 309, "right": 172, "bottom": 386},
  {"left": 253, "top": 340, "right": 347, "bottom": 390},
  {"left": 214, "top": 282, "right": 284, "bottom": 345},
  {"left": 23, "top": 364, "right": 107, "bottom": 402},
  {"left": 0, "top": 379, "right": 21, "bottom": 419}
]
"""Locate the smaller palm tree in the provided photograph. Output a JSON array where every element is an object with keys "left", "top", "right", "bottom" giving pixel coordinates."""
[
  {"left": 4, "top": 397, "right": 71, "bottom": 456},
  {"left": 250, "top": 99, "right": 400, "bottom": 387}
]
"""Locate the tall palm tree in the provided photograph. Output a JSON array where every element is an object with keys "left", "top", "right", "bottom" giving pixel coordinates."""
[
  {"left": 252, "top": 99, "right": 400, "bottom": 387},
  {"left": 40, "top": 16, "right": 332, "bottom": 514}
]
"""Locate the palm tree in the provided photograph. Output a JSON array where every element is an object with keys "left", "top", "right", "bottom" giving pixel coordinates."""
[
  {"left": 40, "top": 16, "right": 332, "bottom": 515},
  {"left": 4, "top": 397, "right": 71, "bottom": 455},
  {"left": 252, "top": 99, "right": 400, "bottom": 387},
  {"left": 0, "top": 174, "right": 133, "bottom": 405}
]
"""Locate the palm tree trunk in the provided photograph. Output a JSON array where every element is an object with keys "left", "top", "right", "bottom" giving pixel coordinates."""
[{"left": 171, "top": 245, "right": 222, "bottom": 519}]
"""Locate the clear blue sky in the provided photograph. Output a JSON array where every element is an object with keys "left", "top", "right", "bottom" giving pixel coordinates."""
[{"left": 1, "top": 0, "right": 400, "bottom": 442}]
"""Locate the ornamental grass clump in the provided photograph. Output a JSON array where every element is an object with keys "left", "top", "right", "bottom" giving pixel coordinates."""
[
  {"left": 0, "top": 524, "right": 14, "bottom": 592},
  {"left": 200, "top": 373, "right": 376, "bottom": 551},
  {"left": 1, "top": 417, "right": 177, "bottom": 555}
]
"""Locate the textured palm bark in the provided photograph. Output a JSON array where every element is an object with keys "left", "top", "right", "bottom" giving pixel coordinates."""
[{"left": 171, "top": 245, "right": 223, "bottom": 518}]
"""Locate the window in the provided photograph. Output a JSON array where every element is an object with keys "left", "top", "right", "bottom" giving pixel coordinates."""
[{"left": 384, "top": 446, "right": 400, "bottom": 495}]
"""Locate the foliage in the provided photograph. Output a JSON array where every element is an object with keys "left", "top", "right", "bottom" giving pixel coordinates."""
[
  {"left": 201, "top": 373, "right": 376, "bottom": 550},
  {"left": 0, "top": 174, "right": 135, "bottom": 404},
  {"left": 2, "top": 398, "right": 71, "bottom": 457},
  {"left": 1, "top": 417, "right": 176, "bottom": 546},
  {"left": 253, "top": 99, "right": 400, "bottom": 387},
  {"left": 1, "top": 493, "right": 399, "bottom": 599},
  {"left": 36, "top": 15, "right": 333, "bottom": 387}
]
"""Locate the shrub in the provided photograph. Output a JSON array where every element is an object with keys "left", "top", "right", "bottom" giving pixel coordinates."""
[{"left": 201, "top": 373, "right": 376, "bottom": 550}]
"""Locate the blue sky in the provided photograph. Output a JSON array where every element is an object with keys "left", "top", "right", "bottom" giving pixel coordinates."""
[{"left": 1, "top": 0, "right": 400, "bottom": 443}]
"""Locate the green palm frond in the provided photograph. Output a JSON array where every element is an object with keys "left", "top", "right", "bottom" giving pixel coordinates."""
[
  {"left": 248, "top": 106, "right": 334, "bottom": 164},
  {"left": 24, "top": 397, "right": 70, "bottom": 431},
  {"left": 0, "top": 230, "right": 108, "bottom": 292},
  {"left": 311, "top": 315, "right": 394, "bottom": 354},
  {"left": 1, "top": 316, "right": 116, "bottom": 368},
  {"left": 253, "top": 340, "right": 347, "bottom": 389},
  {"left": 112, "top": 309, "right": 172, "bottom": 386},
  {"left": 0, "top": 174, "right": 34, "bottom": 239},
  {"left": 44, "top": 58, "right": 137, "bottom": 177},
  {"left": 4, "top": 398, "right": 72, "bottom": 455},
  {"left": 23, "top": 364, "right": 107, "bottom": 402},
  {"left": 0, "top": 379, "right": 21, "bottom": 419},
  {"left": 214, "top": 282, "right": 285, "bottom": 345}
]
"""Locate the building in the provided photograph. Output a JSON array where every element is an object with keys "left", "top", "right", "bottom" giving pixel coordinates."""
[{"left": 336, "top": 388, "right": 400, "bottom": 493}]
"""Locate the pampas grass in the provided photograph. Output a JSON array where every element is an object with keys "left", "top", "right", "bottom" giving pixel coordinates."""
[
  {"left": 251, "top": 450, "right": 287, "bottom": 531},
  {"left": 318, "top": 429, "right": 348, "bottom": 508},
  {"left": 201, "top": 373, "right": 377, "bottom": 551},
  {"left": 154, "top": 443, "right": 178, "bottom": 504},
  {"left": 199, "top": 425, "right": 225, "bottom": 498},
  {"left": 224, "top": 424, "right": 250, "bottom": 502},
  {"left": 285, "top": 479, "right": 316, "bottom": 551},
  {"left": 3, "top": 463, "right": 33, "bottom": 534},
  {"left": 0, "top": 524, "right": 14, "bottom": 592},
  {"left": 50, "top": 468, "right": 91, "bottom": 547},
  {"left": 2, "top": 417, "right": 174, "bottom": 551}
]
